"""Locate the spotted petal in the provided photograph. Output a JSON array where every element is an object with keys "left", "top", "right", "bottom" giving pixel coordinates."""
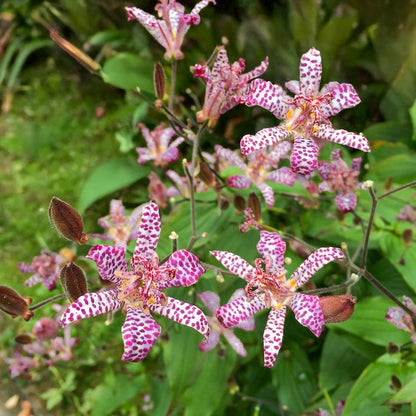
[
  {"left": 336, "top": 192, "right": 357, "bottom": 212},
  {"left": 60, "top": 289, "right": 122, "bottom": 327},
  {"left": 150, "top": 297, "right": 209, "bottom": 337},
  {"left": 299, "top": 47, "right": 322, "bottom": 97},
  {"left": 290, "top": 247, "right": 344, "bottom": 289},
  {"left": 256, "top": 182, "right": 274, "bottom": 207},
  {"left": 162, "top": 249, "right": 205, "bottom": 288},
  {"left": 229, "top": 289, "right": 255, "bottom": 331},
  {"left": 323, "top": 83, "right": 361, "bottom": 117},
  {"left": 199, "top": 329, "right": 220, "bottom": 352},
  {"left": 198, "top": 291, "right": 220, "bottom": 314},
  {"left": 227, "top": 175, "right": 251, "bottom": 189},
  {"left": 86, "top": 245, "right": 127, "bottom": 285},
  {"left": 210, "top": 251, "right": 255, "bottom": 281},
  {"left": 289, "top": 293, "right": 324, "bottom": 337},
  {"left": 240, "top": 126, "right": 290, "bottom": 156},
  {"left": 223, "top": 329, "right": 248, "bottom": 357},
  {"left": 215, "top": 145, "right": 246, "bottom": 171},
  {"left": 314, "top": 125, "right": 370, "bottom": 152},
  {"left": 263, "top": 306, "right": 286, "bottom": 368},
  {"left": 216, "top": 294, "right": 266, "bottom": 328},
  {"left": 121, "top": 306, "right": 161, "bottom": 362},
  {"left": 134, "top": 202, "right": 161, "bottom": 259},
  {"left": 290, "top": 136, "right": 319, "bottom": 175},
  {"left": 265, "top": 167, "right": 296, "bottom": 186},
  {"left": 257, "top": 231, "right": 286, "bottom": 273}
]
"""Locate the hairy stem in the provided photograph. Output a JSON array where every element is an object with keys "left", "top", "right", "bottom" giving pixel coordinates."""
[
  {"left": 168, "top": 59, "right": 177, "bottom": 111},
  {"left": 30, "top": 293, "right": 66, "bottom": 311}
]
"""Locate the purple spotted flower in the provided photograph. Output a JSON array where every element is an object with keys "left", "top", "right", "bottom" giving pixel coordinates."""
[
  {"left": 126, "top": 0, "right": 215, "bottom": 60},
  {"left": 93, "top": 199, "right": 144, "bottom": 247},
  {"left": 18, "top": 250, "right": 67, "bottom": 290},
  {"left": 215, "top": 143, "right": 295, "bottom": 207},
  {"left": 240, "top": 47, "right": 370, "bottom": 175},
  {"left": 317, "top": 149, "right": 365, "bottom": 212},
  {"left": 211, "top": 231, "right": 344, "bottom": 367},
  {"left": 386, "top": 296, "right": 416, "bottom": 345},
  {"left": 397, "top": 204, "right": 416, "bottom": 224},
  {"left": 136, "top": 123, "right": 184, "bottom": 167},
  {"left": 198, "top": 289, "right": 254, "bottom": 356},
  {"left": 193, "top": 46, "right": 268, "bottom": 127},
  {"left": 59, "top": 202, "right": 209, "bottom": 362}
]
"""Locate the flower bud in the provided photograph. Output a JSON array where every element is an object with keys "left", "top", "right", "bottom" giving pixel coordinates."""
[
  {"left": 0, "top": 286, "right": 34, "bottom": 321},
  {"left": 233, "top": 195, "right": 246, "bottom": 212},
  {"left": 197, "top": 161, "right": 215, "bottom": 186},
  {"left": 402, "top": 229, "right": 413, "bottom": 248},
  {"left": 14, "top": 334, "right": 33, "bottom": 345},
  {"left": 60, "top": 262, "right": 88, "bottom": 302},
  {"left": 49, "top": 197, "right": 88, "bottom": 244},
  {"left": 153, "top": 62, "right": 166, "bottom": 100},
  {"left": 319, "top": 295, "right": 356, "bottom": 324},
  {"left": 248, "top": 192, "right": 261, "bottom": 221}
]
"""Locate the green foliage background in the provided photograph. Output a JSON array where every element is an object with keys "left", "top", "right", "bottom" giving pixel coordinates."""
[{"left": 1, "top": 0, "right": 416, "bottom": 415}]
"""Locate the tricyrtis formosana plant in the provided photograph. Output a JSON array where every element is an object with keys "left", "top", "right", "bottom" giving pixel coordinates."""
[{"left": 2, "top": 1, "right": 416, "bottom": 415}]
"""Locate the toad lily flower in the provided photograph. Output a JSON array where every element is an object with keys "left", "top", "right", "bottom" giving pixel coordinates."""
[
  {"left": 198, "top": 289, "right": 255, "bottom": 357},
  {"left": 136, "top": 123, "right": 184, "bottom": 167},
  {"left": 60, "top": 202, "right": 209, "bottom": 362},
  {"left": 215, "top": 143, "right": 295, "bottom": 207},
  {"left": 193, "top": 46, "right": 268, "bottom": 127},
  {"left": 386, "top": 296, "right": 416, "bottom": 345},
  {"left": 317, "top": 149, "right": 365, "bottom": 212},
  {"left": 126, "top": 0, "right": 215, "bottom": 60},
  {"left": 240, "top": 47, "right": 370, "bottom": 175},
  {"left": 211, "top": 231, "right": 344, "bottom": 367}
]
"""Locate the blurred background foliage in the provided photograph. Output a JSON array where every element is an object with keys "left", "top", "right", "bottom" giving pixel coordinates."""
[{"left": 1, "top": 0, "right": 416, "bottom": 415}]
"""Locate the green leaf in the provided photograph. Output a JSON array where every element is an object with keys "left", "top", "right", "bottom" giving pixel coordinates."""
[
  {"left": 368, "top": 153, "right": 416, "bottom": 182},
  {"left": 332, "top": 297, "right": 411, "bottom": 346},
  {"left": 77, "top": 158, "right": 151, "bottom": 212},
  {"left": 364, "top": 121, "right": 412, "bottom": 143},
  {"left": 101, "top": 53, "right": 155, "bottom": 92},
  {"left": 387, "top": 376, "right": 416, "bottom": 405},
  {"left": 343, "top": 353, "right": 415, "bottom": 415},
  {"left": 410, "top": 100, "right": 416, "bottom": 141},
  {"left": 115, "top": 130, "right": 135, "bottom": 153},
  {"left": 41, "top": 388, "right": 63, "bottom": 410},
  {"left": 288, "top": 0, "right": 319, "bottom": 51}
]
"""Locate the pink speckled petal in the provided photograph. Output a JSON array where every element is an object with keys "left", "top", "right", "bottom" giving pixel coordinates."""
[
  {"left": 199, "top": 330, "right": 220, "bottom": 352},
  {"left": 291, "top": 247, "right": 345, "bottom": 289},
  {"left": 289, "top": 293, "right": 324, "bottom": 337},
  {"left": 299, "top": 48, "right": 322, "bottom": 97},
  {"left": 216, "top": 294, "right": 266, "bottom": 328},
  {"left": 59, "top": 289, "right": 122, "bottom": 327},
  {"left": 162, "top": 249, "right": 205, "bottom": 288},
  {"left": 285, "top": 80, "right": 300, "bottom": 95},
  {"left": 263, "top": 307, "right": 286, "bottom": 368},
  {"left": 269, "top": 141, "right": 292, "bottom": 162},
  {"left": 229, "top": 289, "right": 256, "bottom": 331},
  {"left": 223, "top": 329, "right": 248, "bottom": 357},
  {"left": 317, "top": 161, "right": 332, "bottom": 180},
  {"left": 290, "top": 136, "right": 318, "bottom": 175},
  {"left": 265, "top": 167, "right": 296, "bottom": 186},
  {"left": 336, "top": 192, "right": 357, "bottom": 212},
  {"left": 256, "top": 182, "right": 274, "bottom": 207},
  {"left": 86, "top": 245, "right": 127, "bottom": 285},
  {"left": 198, "top": 291, "right": 220, "bottom": 314},
  {"left": 323, "top": 83, "right": 361, "bottom": 117},
  {"left": 190, "top": 0, "right": 214, "bottom": 19},
  {"left": 314, "top": 125, "right": 370, "bottom": 152},
  {"left": 161, "top": 147, "right": 180, "bottom": 163},
  {"left": 257, "top": 231, "right": 286, "bottom": 273},
  {"left": 24, "top": 274, "right": 42, "bottom": 287},
  {"left": 241, "top": 126, "right": 290, "bottom": 156},
  {"left": 243, "top": 57, "right": 269, "bottom": 82},
  {"left": 121, "top": 306, "right": 161, "bottom": 362},
  {"left": 150, "top": 297, "right": 209, "bottom": 337},
  {"left": 210, "top": 251, "right": 255, "bottom": 281},
  {"left": 386, "top": 307, "right": 412, "bottom": 333},
  {"left": 227, "top": 175, "right": 252, "bottom": 189},
  {"left": 134, "top": 202, "right": 161, "bottom": 259},
  {"left": 18, "top": 262, "right": 34, "bottom": 273},
  {"left": 243, "top": 79, "right": 290, "bottom": 119},
  {"left": 215, "top": 145, "right": 246, "bottom": 171}
]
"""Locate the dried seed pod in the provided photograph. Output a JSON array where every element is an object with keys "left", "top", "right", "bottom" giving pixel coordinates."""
[
  {"left": 49, "top": 197, "right": 88, "bottom": 244},
  {"left": 14, "top": 334, "right": 33, "bottom": 345},
  {"left": 319, "top": 295, "right": 356, "bottom": 324},
  {"left": 153, "top": 61, "right": 166, "bottom": 100},
  {"left": 248, "top": 192, "right": 261, "bottom": 221},
  {"left": 0, "top": 286, "right": 34, "bottom": 321},
  {"left": 60, "top": 262, "right": 88, "bottom": 302}
]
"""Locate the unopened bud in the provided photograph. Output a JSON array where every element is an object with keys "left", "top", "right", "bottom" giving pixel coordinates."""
[
  {"left": 153, "top": 62, "right": 166, "bottom": 100},
  {"left": 248, "top": 192, "right": 261, "bottom": 221},
  {"left": 233, "top": 195, "right": 246, "bottom": 212},
  {"left": 216, "top": 273, "right": 224, "bottom": 283},
  {"left": 0, "top": 286, "right": 34, "bottom": 321},
  {"left": 219, "top": 197, "right": 230, "bottom": 210},
  {"left": 198, "top": 161, "right": 215, "bottom": 186},
  {"left": 364, "top": 180, "right": 374, "bottom": 188},
  {"left": 50, "top": 30, "right": 100, "bottom": 73},
  {"left": 387, "top": 341, "right": 399, "bottom": 354},
  {"left": 319, "top": 295, "right": 356, "bottom": 324},
  {"left": 341, "top": 242, "right": 348, "bottom": 251},
  {"left": 49, "top": 197, "right": 88, "bottom": 244},
  {"left": 14, "top": 334, "right": 33, "bottom": 344},
  {"left": 284, "top": 257, "right": 292, "bottom": 265},
  {"left": 350, "top": 273, "right": 359, "bottom": 282},
  {"left": 60, "top": 262, "right": 88, "bottom": 302},
  {"left": 402, "top": 229, "right": 413, "bottom": 248},
  {"left": 169, "top": 231, "right": 178, "bottom": 240}
]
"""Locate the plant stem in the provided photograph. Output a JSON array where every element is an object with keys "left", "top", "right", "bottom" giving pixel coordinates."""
[
  {"left": 29, "top": 293, "right": 66, "bottom": 311},
  {"left": 378, "top": 180, "right": 416, "bottom": 201},
  {"left": 360, "top": 185, "right": 377, "bottom": 269},
  {"left": 168, "top": 59, "right": 177, "bottom": 111}
]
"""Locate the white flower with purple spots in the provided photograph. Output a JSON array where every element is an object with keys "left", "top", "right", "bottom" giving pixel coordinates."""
[
  {"left": 211, "top": 231, "right": 344, "bottom": 367},
  {"left": 215, "top": 143, "right": 295, "bottom": 207},
  {"left": 240, "top": 47, "right": 370, "bottom": 175},
  {"left": 193, "top": 45, "right": 268, "bottom": 127},
  {"left": 125, "top": 0, "right": 215, "bottom": 60},
  {"left": 59, "top": 202, "right": 209, "bottom": 362},
  {"left": 198, "top": 289, "right": 255, "bottom": 357},
  {"left": 317, "top": 149, "right": 365, "bottom": 212},
  {"left": 386, "top": 296, "right": 416, "bottom": 345}
]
